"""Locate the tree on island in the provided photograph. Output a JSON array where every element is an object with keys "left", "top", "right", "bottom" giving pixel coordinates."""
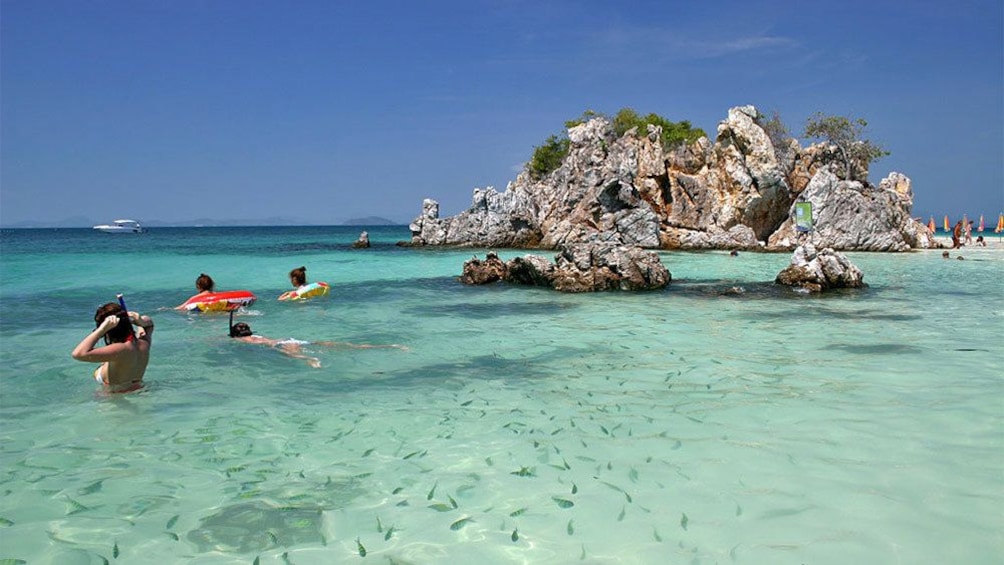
[{"left": 803, "top": 112, "right": 889, "bottom": 181}]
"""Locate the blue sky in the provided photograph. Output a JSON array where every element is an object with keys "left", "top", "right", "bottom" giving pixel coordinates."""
[{"left": 2, "top": 0, "right": 1001, "bottom": 226}]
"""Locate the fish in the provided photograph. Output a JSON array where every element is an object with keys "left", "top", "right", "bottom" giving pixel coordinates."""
[
  {"left": 566, "top": 519, "right": 574, "bottom": 535},
  {"left": 509, "top": 507, "right": 528, "bottom": 518},
  {"left": 552, "top": 497, "right": 574, "bottom": 509},
  {"left": 680, "top": 513, "right": 689, "bottom": 530},
  {"left": 376, "top": 517, "right": 383, "bottom": 533},
  {"left": 403, "top": 451, "right": 422, "bottom": 460},
  {"left": 628, "top": 468, "right": 639, "bottom": 483},
  {"left": 253, "top": 557, "right": 260, "bottom": 565},
  {"left": 166, "top": 532, "right": 179, "bottom": 541},
  {"left": 511, "top": 528, "right": 519, "bottom": 542},
  {"left": 356, "top": 537, "right": 367, "bottom": 557},
  {"left": 166, "top": 514, "right": 179, "bottom": 530},
  {"left": 0, "top": 517, "right": 13, "bottom": 527},
  {"left": 113, "top": 541, "right": 119, "bottom": 558},
  {"left": 735, "top": 504, "right": 742, "bottom": 517},
  {"left": 448, "top": 495, "right": 458, "bottom": 509},
  {"left": 427, "top": 481, "right": 437, "bottom": 500},
  {"left": 267, "top": 530, "right": 278, "bottom": 545},
  {"left": 511, "top": 467, "right": 535, "bottom": 477},
  {"left": 428, "top": 503, "right": 454, "bottom": 512},
  {"left": 571, "top": 482, "right": 578, "bottom": 494},
  {"left": 653, "top": 527, "right": 662, "bottom": 542},
  {"left": 384, "top": 526, "right": 396, "bottom": 541},
  {"left": 617, "top": 506, "right": 625, "bottom": 521},
  {"left": 79, "top": 479, "right": 105, "bottom": 495},
  {"left": 460, "top": 399, "right": 473, "bottom": 406},
  {"left": 392, "top": 487, "right": 404, "bottom": 495},
  {"left": 450, "top": 516, "right": 473, "bottom": 531},
  {"left": 362, "top": 448, "right": 375, "bottom": 457}
]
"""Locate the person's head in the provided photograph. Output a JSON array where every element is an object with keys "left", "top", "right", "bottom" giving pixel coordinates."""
[
  {"left": 289, "top": 266, "right": 307, "bottom": 287},
  {"left": 942, "top": 251, "right": 950, "bottom": 259},
  {"left": 229, "top": 322, "right": 253, "bottom": 338},
  {"left": 94, "top": 303, "right": 133, "bottom": 344},
  {"left": 196, "top": 273, "right": 215, "bottom": 292}
]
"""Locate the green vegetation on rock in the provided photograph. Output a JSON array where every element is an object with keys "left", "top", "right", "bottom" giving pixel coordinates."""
[{"left": 528, "top": 108, "right": 706, "bottom": 180}]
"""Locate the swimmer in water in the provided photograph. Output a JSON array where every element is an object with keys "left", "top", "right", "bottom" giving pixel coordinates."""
[
  {"left": 72, "top": 303, "right": 154, "bottom": 393},
  {"left": 228, "top": 317, "right": 406, "bottom": 368},
  {"left": 174, "top": 273, "right": 215, "bottom": 310}
]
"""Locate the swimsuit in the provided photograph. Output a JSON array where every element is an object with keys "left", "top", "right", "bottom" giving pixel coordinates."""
[{"left": 277, "top": 338, "right": 310, "bottom": 346}]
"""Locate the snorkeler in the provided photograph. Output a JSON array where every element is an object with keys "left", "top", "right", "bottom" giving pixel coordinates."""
[
  {"left": 227, "top": 314, "right": 406, "bottom": 368},
  {"left": 72, "top": 303, "right": 154, "bottom": 393}
]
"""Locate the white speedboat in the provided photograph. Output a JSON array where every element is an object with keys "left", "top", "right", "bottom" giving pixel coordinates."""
[{"left": 93, "top": 219, "right": 143, "bottom": 233}]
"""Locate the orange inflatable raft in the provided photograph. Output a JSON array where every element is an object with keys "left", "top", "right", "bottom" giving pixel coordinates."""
[{"left": 182, "top": 290, "right": 257, "bottom": 312}]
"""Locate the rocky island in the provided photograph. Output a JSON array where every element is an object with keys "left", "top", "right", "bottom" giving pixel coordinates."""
[{"left": 409, "top": 105, "right": 937, "bottom": 252}]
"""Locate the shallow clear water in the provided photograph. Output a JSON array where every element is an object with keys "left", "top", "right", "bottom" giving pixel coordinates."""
[{"left": 1, "top": 226, "right": 1001, "bottom": 564}]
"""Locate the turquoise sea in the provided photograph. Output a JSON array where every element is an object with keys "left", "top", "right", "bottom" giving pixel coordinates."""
[{"left": 1, "top": 226, "right": 1001, "bottom": 564}]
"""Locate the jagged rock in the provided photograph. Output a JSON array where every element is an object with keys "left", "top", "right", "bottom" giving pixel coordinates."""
[
  {"left": 459, "top": 244, "right": 670, "bottom": 292},
  {"left": 411, "top": 105, "right": 921, "bottom": 251},
  {"left": 768, "top": 168, "right": 928, "bottom": 251},
  {"left": 459, "top": 251, "right": 507, "bottom": 285},
  {"left": 351, "top": 231, "right": 370, "bottom": 248},
  {"left": 505, "top": 254, "right": 554, "bottom": 287},
  {"left": 775, "top": 243, "right": 865, "bottom": 292}
]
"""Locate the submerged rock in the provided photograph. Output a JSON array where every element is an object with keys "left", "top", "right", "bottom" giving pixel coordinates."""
[
  {"left": 775, "top": 243, "right": 865, "bottom": 292},
  {"left": 459, "top": 243, "right": 670, "bottom": 293}
]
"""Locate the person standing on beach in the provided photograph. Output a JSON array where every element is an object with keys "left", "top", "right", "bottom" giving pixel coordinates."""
[
  {"left": 72, "top": 303, "right": 154, "bottom": 393},
  {"left": 964, "top": 221, "right": 974, "bottom": 245},
  {"left": 952, "top": 220, "right": 964, "bottom": 249}
]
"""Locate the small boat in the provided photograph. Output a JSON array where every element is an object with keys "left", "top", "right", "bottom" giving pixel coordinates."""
[
  {"left": 927, "top": 217, "right": 935, "bottom": 233},
  {"left": 996, "top": 214, "right": 1004, "bottom": 234},
  {"left": 978, "top": 215, "right": 984, "bottom": 233},
  {"left": 93, "top": 219, "right": 143, "bottom": 234},
  {"left": 943, "top": 215, "right": 950, "bottom": 232}
]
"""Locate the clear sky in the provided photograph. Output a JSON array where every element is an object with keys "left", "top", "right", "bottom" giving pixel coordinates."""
[{"left": 2, "top": 0, "right": 1001, "bottom": 226}]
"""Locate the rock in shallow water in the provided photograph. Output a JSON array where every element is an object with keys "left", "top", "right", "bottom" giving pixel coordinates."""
[
  {"left": 775, "top": 243, "right": 865, "bottom": 292},
  {"left": 460, "top": 243, "right": 670, "bottom": 292}
]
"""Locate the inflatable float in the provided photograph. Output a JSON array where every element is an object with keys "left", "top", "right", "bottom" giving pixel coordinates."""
[
  {"left": 283, "top": 282, "right": 330, "bottom": 301},
  {"left": 182, "top": 290, "right": 257, "bottom": 312}
]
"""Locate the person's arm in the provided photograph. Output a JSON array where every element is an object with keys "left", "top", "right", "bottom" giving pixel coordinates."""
[
  {"left": 130, "top": 311, "right": 154, "bottom": 342},
  {"left": 71, "top": 315, "right": 124, "bottom": 362}
]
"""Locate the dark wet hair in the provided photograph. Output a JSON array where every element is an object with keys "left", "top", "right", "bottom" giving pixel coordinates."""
[
  {"left": 230, "top": 322, "right": 253, "bottom": 338},
  {"left": 289, "top": 266, "right": 307, "bottom": 287},
  {"left": 94, "top": 303, "right": 133, "bottom": 344},
  {"left": 196, "top": 273, "right": 215, "bottom": 292}
]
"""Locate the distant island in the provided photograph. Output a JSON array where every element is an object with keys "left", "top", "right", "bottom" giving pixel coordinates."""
[
  {"left": 342, "top": 216, "right": 401, "bottom": 226},
  {"left": 2, "top": 216, "right": 405, "bottom": 228}
]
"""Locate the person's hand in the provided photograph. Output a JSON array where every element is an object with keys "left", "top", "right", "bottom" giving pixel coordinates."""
[
  {"left": 98, "top": 315, "right": 119, "bottom": 333},
  {"left": 128, "top": 311, "right": 141, "bottom": 324}
]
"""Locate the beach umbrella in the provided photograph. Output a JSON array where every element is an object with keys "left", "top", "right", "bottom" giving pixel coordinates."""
[
  {"left": 943, "top": 215, "right": 950, "bottom": 231},
  {"left": 978, "top": 215, "right": 985, "bottom": 232},
  {"left": 927, "top": 217, "right": 935, "bottom": 232}
]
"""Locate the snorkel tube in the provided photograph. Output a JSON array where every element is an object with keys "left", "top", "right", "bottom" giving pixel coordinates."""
[
  {"left": 228, "top": 310, "right": 235, "bottom": 337},
  {"left": 117, "top": 293, "right": 136, "bottom": 340}
]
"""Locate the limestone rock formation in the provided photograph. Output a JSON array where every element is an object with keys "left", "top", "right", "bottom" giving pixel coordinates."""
[
  {"left": 768, "top": 169, "right": 936, "bottom": 251},
  {"left": 410, "top": 105, "right": 928, "bottom": 252},
  {"left": 775, "top": 243, "right": 865, "bottom": 292},
  {"left": 459, "top": 244, "right": 670, "bottom": 293}
]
